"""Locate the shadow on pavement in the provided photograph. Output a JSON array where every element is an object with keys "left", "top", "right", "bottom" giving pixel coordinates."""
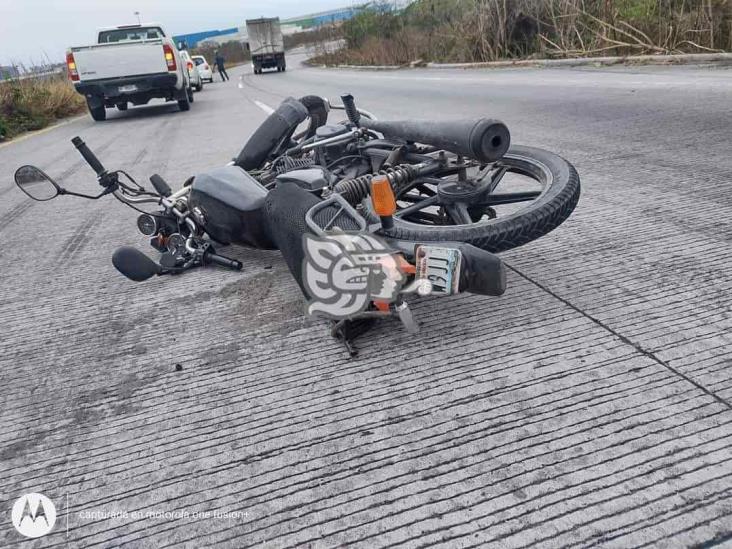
[{"left": 103, "top": 102, "right": 186, "bottom": 123}]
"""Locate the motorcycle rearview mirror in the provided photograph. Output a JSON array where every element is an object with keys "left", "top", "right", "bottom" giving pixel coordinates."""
[
  {"left": 112, "top": 247, "right": 163, "bottom": 282},
  {"left": 15, "top": 163, "right": 116, "bottom": 201},
  {"left": 14, "top": 165, "right": 61, "bottom": 201}
]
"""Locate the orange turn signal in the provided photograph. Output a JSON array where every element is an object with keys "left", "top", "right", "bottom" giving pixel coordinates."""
[{"left": 370, "top": 176, "right": 397, "bottom": 217}]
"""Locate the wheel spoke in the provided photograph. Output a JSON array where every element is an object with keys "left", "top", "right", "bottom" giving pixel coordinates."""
[
  {"left": 486, "top": 165, "right": 508, "bottom": 194},
  {"left": 445, "top": 202, "right": 472, "bottom": 225},
  {"left": 396, "top": 179, "right": 437, "bottom": 198},
  {"left": 396, "top": 195, "right": 439, "bottom": 218},
  {"left": 480, "top": 190, "right": 541, "bottom": 205},
  {"left": 403, "top": 211, "right": 444, "bottom": 224},
  {"left": 416, "top": 184, "right": 436, "bottom": 196},
  {"left": 398, "top": 193, "right": 427, "bottom": 203}
]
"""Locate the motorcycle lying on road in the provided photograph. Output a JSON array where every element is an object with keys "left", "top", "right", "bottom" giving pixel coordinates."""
[{"left": 15, "top": 94, "right": 580, "bottom": 355}]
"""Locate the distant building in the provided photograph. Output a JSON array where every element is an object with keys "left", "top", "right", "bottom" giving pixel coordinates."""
[
  {"left": 172, "top": 2, "right": 390, "bottom": 48},
  {"left": 198, "top": 27, "right": 249, "bottom": 46},
  {"left": 0, "top": 65, "right": 20, "bottom": 79},
  {"left": 280, "top": 5, "right": 369, "bottom": 34},
  {"left": 174, "top": 27, "right": 243, "bottom": 49}
]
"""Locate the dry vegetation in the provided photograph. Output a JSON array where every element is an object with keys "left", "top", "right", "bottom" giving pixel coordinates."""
[
  {"left": 0, "top": 75, "right": 85, "bottom": 140},
  {"left": 191, "top": 41, "right": 250, "bottom": 67},
  {"left": 2, "top": 2, "right": 728, "bottom": 139},
  {"left": 310, "top": 0, "right": 732, "bottom": 66},
  {"left": 284, "top": 26, "right": 345, "bottom": 49}
]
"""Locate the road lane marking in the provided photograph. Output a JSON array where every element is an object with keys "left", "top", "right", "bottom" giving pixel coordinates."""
[{"left": 253, "top": 100, "right": 274, "bottom": 115}]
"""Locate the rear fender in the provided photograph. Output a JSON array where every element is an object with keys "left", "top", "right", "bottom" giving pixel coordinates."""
[{"left": 383, "top": 238, "right": 506, "bottom": 296}]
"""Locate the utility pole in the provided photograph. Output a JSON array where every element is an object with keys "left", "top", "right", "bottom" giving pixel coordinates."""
[{"left": 134, "top": 11, "right": 141, "bottom": 25}]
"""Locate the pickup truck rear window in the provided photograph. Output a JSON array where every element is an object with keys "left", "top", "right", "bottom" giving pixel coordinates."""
[{"left": 98, "top": 26, "right": 165, "bottom": 43}]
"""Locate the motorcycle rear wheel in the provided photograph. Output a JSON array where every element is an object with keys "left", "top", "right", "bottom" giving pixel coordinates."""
[{"left": 379, "top": 145, "right": 580, "bottom": 254}]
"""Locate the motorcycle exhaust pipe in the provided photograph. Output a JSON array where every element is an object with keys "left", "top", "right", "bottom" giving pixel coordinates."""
[{"left": 361, "top": 117, "right": 510, "bottom": 163}]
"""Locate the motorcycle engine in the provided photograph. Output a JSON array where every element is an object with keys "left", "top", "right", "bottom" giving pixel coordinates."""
[
  {"left": 314, "top": 124, "right": 350, "bottom": 165},
  {"left": 275, "top": 167, "right": 334, "bottom": 193}
]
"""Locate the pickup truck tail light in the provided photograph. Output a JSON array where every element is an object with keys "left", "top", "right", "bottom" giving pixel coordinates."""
[
  {"left": 162, "top": 44, "right": 177, "bottom": 71},
  {"left": 66, "top": 52, "right": 79, "bottom": 81},
  {"left": 187, "top": 61, "right": 193, "bottom": 71}
]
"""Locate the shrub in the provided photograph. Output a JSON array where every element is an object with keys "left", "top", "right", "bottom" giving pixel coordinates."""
[
  {"left": 309, "top": 0, "right": 732, "bottom": 66},
  {"left": 191, "top": 41, "right": 249, "bottom": 66},
  {"left": 0, "top": 74, "right": 85, "bottom": 139}
]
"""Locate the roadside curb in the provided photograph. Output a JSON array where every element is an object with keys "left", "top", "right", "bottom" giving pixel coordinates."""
[
  {"left": 318, "top": 52, "right": 732, "bottom": 71},
  {"left": 0, "top": 113, "right": 86, "bottom": 149},
  {"left": 312, "top": 63, "right": 402, "bottom": 71}
]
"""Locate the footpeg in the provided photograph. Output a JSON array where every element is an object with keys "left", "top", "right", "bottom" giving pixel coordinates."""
[{"left": 331, "top": 317, "right": 377, "bottom": 358}]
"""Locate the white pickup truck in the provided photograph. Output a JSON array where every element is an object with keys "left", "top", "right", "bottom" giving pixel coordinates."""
[{"left": 66, "top": 24, "right": 193, "bottom": 121}]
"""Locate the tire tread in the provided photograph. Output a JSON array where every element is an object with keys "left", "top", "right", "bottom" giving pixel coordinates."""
[{"left": 387, "top": 146, "right": 581, "bottom": 253}]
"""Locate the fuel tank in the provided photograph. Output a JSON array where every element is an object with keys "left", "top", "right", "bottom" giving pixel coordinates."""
[{"left": 188, "top": 165, "right": 275, "bottom": 248}]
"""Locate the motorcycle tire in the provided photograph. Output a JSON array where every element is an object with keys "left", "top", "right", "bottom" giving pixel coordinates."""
[{"left": 381, "top": 145, "right": 580, "bottom": 254}]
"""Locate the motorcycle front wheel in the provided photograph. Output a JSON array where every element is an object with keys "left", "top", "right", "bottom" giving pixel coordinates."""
[{"left": 372, "top": 145, "right": 581, "bottom": 254}]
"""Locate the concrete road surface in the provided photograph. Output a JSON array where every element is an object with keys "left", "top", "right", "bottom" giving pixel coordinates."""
[{"left": 1, "top": 54, "right": 731, "bottom": 548}]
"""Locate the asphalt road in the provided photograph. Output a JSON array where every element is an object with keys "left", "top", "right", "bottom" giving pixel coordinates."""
[{"left": 1, "top": 54, "right": 731, "bottom": 548}]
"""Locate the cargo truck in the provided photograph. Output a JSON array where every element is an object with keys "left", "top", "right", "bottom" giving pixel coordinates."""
[{"left": 246, "top": 18, "right": 285, "bottom": 74}]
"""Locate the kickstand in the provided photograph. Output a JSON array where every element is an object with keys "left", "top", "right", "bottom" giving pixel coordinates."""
[{"left": 331, "top": 317, "right": 377, "bottom": 358}]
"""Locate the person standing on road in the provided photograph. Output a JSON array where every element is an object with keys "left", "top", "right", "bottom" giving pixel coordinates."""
[{"left": 214, "top": 50, "right": 229, "bottom": 81}]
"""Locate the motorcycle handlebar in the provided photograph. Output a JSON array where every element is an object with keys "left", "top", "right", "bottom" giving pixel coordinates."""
[
  {"left": 72, "top": 136, "right": 107, "bottom": 177},
  {"left": 149, "top": 174, "right": 172, "bottom": 197},
  {"left": 204, "top": 251, "right": 243, "bottom": 271}
]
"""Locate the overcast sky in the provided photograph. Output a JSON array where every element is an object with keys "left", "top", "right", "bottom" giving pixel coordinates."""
[{"left": 0, "top": 0, "right": 352, "bottom": 66}]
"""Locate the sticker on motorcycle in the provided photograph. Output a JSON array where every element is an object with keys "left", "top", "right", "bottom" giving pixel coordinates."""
[{"left": 302, "top": 232, "right": 407, "bottom": 320}]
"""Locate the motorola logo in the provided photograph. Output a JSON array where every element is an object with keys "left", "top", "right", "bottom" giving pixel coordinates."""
[{"left": 11, "top": 492, "right": 56, "bottom": 538}]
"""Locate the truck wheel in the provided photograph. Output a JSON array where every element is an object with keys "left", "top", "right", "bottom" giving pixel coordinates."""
[
  {"left": 88, "top": 104, "right": 106, "bottom": 121},
  {"left": 196, "top": 82, "right": 203, "bottom": 92},
  {"left": 177, "top": 90, "right": 191, "bottom": 111},
  {"left": 281, "top": 64, "right": 286, "bottom": 72},
  {"left": 187, "top": 87, "right": 194, "bottom": 103}
]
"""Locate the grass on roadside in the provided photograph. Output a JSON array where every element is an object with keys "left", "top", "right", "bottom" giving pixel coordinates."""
[
  {"left": 308, "top": 0, "right": 732, "bottom": 67},
  {"left": 0, "top": 75, "right": 86, "bottom": 141}
]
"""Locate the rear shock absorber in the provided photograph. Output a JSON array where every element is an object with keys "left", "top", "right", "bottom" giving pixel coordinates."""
[{"left": 333, "top": 164, "right": 418, "bottom": 205}]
